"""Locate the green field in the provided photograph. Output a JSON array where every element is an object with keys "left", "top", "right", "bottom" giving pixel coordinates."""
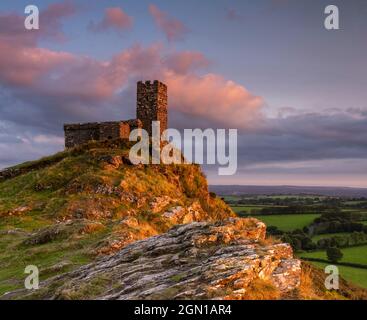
[
  {"left": 301, "top": 246, "right": 367, "bottom": 289},
  {"left": 301, "top": 245, "right": 367, "bottom": 265},
  {"left": 312, "top": 233, "right": 351, "bottom": 242},
  {"left": 230, "top": 205, "right": 265, "bottom": 214},
  {"left": 249, "top": 214, "right": 320, "bottom": 232},
  {"left": 306, "top": 261, "right": 367, "bottom": 289},
  {"left": 224, "top": 194, "right": 367, "bottom": 291},
  {"left": 221, "top": 195, "right": 241, "bottom": 202}
]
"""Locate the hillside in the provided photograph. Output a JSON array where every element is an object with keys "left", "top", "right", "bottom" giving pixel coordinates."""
[
  {"left": 0, "top": 140, "right": 366, "bottom": 300},
  {"left": 0, "top": 140, "right": 232, "bottom": 296}
]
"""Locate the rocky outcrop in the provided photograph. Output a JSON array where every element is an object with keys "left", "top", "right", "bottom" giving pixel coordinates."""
[
  {"left": 6, "top": 218, "right": 301, "bottom": 300},
  {"left": 0, "top": 205, "right": 30, "bottom": 217}
]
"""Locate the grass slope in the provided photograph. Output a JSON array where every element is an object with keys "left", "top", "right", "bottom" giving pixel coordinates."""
[{"left": 0, "top": 140, "right": 233, "bottom": 296}]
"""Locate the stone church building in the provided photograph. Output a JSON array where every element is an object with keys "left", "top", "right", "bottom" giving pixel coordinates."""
[{"left": 64, "top": 80, "right": 168, "bottom": 148}]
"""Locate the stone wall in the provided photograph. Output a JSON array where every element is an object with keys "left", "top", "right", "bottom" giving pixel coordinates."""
[
  {"left": 64, "top": 120, "right": 142, "bottom": 149},
  {"left": 136, "top": 80, "right": 168, "bottom": 136},
  {"left": 63, "top": 79, "right": 167, "bottom": 148},
  {"left": 64, "top": 123, "right": 100, "bottom": 149}
]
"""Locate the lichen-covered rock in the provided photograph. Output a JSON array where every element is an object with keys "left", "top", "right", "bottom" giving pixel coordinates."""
[
  {"left": 0, "top": 205, "right": 30, "bottom": 217},
  {"left": 162, "top": 201, "right": 207, "bottom": 224},
  {"left": 150, "top": 196, "right": 176, "bottom": 213},
  {"left": 6, "top": 218, "right": 301, "bottom": 300},
  {"left": 270, "top": 259, "right": 301, "bottom": 292}
]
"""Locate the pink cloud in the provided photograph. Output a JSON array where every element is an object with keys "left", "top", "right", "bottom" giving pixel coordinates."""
[
  {"left": 163, "top": 51, "right": 210, "bottom": 74},
  {"left": 163, "top": 72, "right": 264, "bottom": 129},
  {"left": 0, "top": 40, "right": 264, "bottom": 128},
  {"left": 149, "top": 4, "right": 188, "bottom": 42},
  {"left": 41, "top": 1, "right": 77, "bottom": 41},
  {"left": 0, "top": 42, "right": 74, "bottom": 86},
  {"left": 89, "top": 7, "right": 133, "bottom": 33},
  {"left": 0, "top": 7, "right": 263, "bottom": 130}
]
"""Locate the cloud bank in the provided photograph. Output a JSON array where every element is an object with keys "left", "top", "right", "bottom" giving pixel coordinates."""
[
  {"left": 0, "top": 2, "right": 366, "bottom": 188},
  {"left": 88, "top": 7, "right": 133, "bottom": 34}
]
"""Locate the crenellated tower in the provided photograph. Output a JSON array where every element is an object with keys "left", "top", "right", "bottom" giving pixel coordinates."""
[{"left": 136, "top": 80, "right": 168, "bottom": 136}]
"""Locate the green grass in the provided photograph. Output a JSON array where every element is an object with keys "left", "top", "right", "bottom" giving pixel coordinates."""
[
  {"left": 230, "top": 205, "right": 289, "bottom": 215},
  {"left": 301, "top": 245, "right": 367, "bottom": 265},
  {"left": 0, "top": 141, "right": 234, "bottom": 297},
  {"left": 312, "top": 233, "right": 351, "bottom": 242},
  {"left": 301, "top": 245, "right": 367, "bottom": 289},
  {"left": 230, "top": 205, "right": 264, "bottom": 214},
  {"left": 0, "top": 226, "right": 111, "bottom": 295},
  {"left": 249, "top": 214, "right": 320, "bottom": 232},
  {"left": 306, "top": 261, "right": 367, "bottom": 289}
]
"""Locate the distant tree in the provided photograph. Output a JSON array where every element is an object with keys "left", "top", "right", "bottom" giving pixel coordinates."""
[
  {"left": 326, "top": 247, "right": 343, "bottom": 263},
  {"left": 267, "top": 226, "right": 284, "bottom": 236},
  {"left": 301, "top": 237, "right": 317, "bottom": 251}
]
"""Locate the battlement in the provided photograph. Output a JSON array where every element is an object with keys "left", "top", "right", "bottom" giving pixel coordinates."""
[
  {"left": 137, "top": 80, "right": 167, "bottom": 91},
  {"left": 137, "top": 80, "right": 168, "bottom": 136}
]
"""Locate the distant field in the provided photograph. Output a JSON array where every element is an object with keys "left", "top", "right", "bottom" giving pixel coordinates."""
[
  {"left": 222, "top": 194, "right": 324, "bottom": 200},
  {"left": 344, "top": 201, "right": 367, "bottom": 205},
  {"left": 262, "top": 195, "right": 323, "bottom": 200},
  {"left": 301, "top": 245, "right": 367, "bottom": 265},
  {"left": 306, "top": 261, "right": 367, "bottom": 289},
  {"left": 341, "top": 209, "right": 360, "bottom": 212},
  {"left": 301, "top": 246, "right": 367, "bottom": 289},
  {"left": 249, "top": 214, "right": 320, "bottom": 232},
  {"left": 312, "top": 233, "right": 351, "bottom": 242},
  {"left": 230, "top": 205, "right": 288, "bottom": 214},
  {"left": 221, "top": 195, "right": 241, "bottom": 202},
  {"left": 230, "top": 206, "right": 264, "bottom": 214}
]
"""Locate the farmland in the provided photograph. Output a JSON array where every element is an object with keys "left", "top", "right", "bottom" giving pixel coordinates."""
[
  {"left": 301, "top": 245, "right": 367, "bottom": 265},
  {"left": 305, "top": 261, "right": 367, "bottom": 289},
  {"left": 251, "top": 214, "right": 320, "bottom": 232},
  {"left": 221, "top": 194, "right": 367, "bottom": 288}
]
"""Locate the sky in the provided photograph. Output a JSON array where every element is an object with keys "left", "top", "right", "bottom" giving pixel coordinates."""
[{"left": 0, "top": 0, "right": 366, "bottom": 187}]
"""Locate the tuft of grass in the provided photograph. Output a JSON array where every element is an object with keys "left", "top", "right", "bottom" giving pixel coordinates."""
[
  {"left": 170, "top": 274, "right": 185, "bottom": 282},
  {"left": 241, "top": 279, "right": 281, "bottom": 300}
]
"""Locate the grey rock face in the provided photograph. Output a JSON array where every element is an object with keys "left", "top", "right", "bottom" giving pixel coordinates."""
[{"left": 5, "top": 218, "right": 301, "bottom": 300}]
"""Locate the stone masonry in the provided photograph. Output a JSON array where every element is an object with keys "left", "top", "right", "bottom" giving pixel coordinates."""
[
  {"left": 137, "top": 80, "right": 168, "bottom": 137},
  {"left": 64, "top": 80, "right": 168, "bottom": 148}
]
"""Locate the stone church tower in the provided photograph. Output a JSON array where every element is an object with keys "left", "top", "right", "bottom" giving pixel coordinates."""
[
  {"left": 64, "top": 80, "right": 168, "bottom": 148},
  {"left": 137, "top": 80, "right": 168, "bottom": 136}
]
